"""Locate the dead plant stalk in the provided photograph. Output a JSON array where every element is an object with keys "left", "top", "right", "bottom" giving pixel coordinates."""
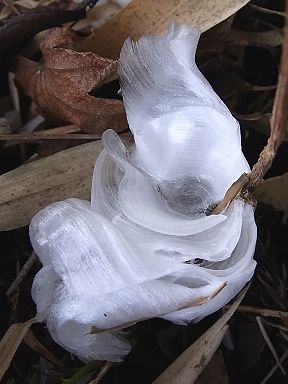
[{"left": 213, "top": 0, "right": 288, "bottom": 214}]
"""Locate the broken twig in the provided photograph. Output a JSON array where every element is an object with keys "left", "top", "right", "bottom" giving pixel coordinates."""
[
  {"left": 213, "top": 0, "right": 288, "bottom": 213},
  {"left": 6, "top": 251, "right": 37, "bottom": 299}
]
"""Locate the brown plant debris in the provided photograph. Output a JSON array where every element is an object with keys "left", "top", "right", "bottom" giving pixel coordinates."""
[
  {"left": 152, "top": 284, "right": 250, "bottom": 384},
  {"left": 213, "top": 0, "right": 288, "bottom": 214},
  {"left": 0, "top": 0, "right": 100, "bottom": 54},
  {"left": 0, "top": 318, "right": 35, "bottom": 381},
  {"left": 12, "top": 27, "right": 127, "bottom": 134}
]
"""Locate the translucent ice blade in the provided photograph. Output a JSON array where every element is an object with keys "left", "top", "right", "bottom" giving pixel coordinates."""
[
  {"left": 92, "top": 129, "right": 227, "bottom": 235},
  {"left": 119, "top": 200, "right": 244, "bottom": 262},
  {"left": 161, "top": 204, "right": 257, "bottom": 324},
  {"left": 30, "top": 199, "right": 188, "bottom": 300},
  {"left": 118, "top": 22, "right": 250, "bottom": 195}
]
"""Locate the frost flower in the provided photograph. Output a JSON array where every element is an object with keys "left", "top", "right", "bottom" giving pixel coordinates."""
[{"left": 30, "top": 23, "right": 257, "bottom": 362}]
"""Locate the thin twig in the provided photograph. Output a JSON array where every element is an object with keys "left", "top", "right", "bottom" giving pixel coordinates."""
[
  {"left": 0, "top": 133, "right": 101, "bottom": 142},
  {"left": 256, "top": 316, "right": 286, "bottom": 375},
  {"left": 6, "top": 251, "right": 37, "bottom": 299},
  {"left": 263, "top": 319, "right": 288, "bottom": 333},
  {"left": 88, "top": 362, "right": 112, "bottom": 384},
  {"left": 250, "top": 4, "right": 286, "bottom": 18},
  {"left": 213, "top": 0, "right": 288, "bottom": 213},
  {"left": 260, "top": 350, "right": 288, "bottom": 384},
  {"left": 213, "top": 174, "right": 248, "bottom": 214},
  {"left": 224, "top": 305, "right": 288, "bottom": 318}
]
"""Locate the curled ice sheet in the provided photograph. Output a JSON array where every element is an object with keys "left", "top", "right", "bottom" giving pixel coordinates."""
[{"left": 30, "top": 22, "right": 257, "bottom": 362}]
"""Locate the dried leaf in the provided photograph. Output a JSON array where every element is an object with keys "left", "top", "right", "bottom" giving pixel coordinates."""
[
  {"left": 0, "top": 318, "right": 35, "bottom": 381},
  {"left": 152, "top": 284, "right": 250, "bottom": 384},
  {"left": 255, "top": 172, "right": 288, "bottom": 223},
  {"left": 13, "top": 27, "right": 127, "bottom": 134},
  {"left": 0, "top": 1, "right": 99, "bottom": 54},
  {"left": 0, "top": 134, "right": 132, "bottom": 231},
  {"left": 80, "top": 0, "right": 251, "bottom": 58}
]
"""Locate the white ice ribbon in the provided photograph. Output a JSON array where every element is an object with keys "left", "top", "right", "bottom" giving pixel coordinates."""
[{"left": 30, "top": 22, "right": 257, "bottom": 362}]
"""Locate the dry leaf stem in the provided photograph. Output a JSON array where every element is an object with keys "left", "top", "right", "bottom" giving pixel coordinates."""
[
  {"left": 224, "top": 304, "right": 288, "bottom": 318},
  {"left": 256, "top": 316, "right": 286, "bottom": 375},
  {"left": 0, "top": 319, "right": 35, "bottom": 381},
  {"left": 152, "top": 283, "right": 250, "bottom": 384},
  {"left": 260, "top": 350, "right": 288, "bottom": 384},
  {"left": 6, "top": 251, "right": 37, "bottom": 299},
  {"left": 0, "top": 133, "right": 101, "bottom": 142},
  {"left": 214, "top": 0, "right": 288, "bottom": 214}
]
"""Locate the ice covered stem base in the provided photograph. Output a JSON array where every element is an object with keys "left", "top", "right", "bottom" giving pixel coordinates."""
[{"left": 30, "top": 22, "right": 257, "bottom": 362}]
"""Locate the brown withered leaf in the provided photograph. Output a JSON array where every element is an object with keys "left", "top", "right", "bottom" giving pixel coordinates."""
[
  {"left": 255, "top": 172, "right": 288, "bottom": 223},
  {"left": 13, "top": 27, "right": 127, "bottom": 134}
]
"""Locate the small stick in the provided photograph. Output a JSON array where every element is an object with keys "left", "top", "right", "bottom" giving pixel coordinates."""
[
  {"left": 213, "top": 0, "right": 288, "bottom": 213},
  {"left": 0, "top": 132, "right": 101, "bottom": 142},
  {"left": 6, "top": 251, "right": 37, "bottom": 299},
  {"left": 224, "top": 305, "right": 288, "bottom": 318},
  {"left": 256, "top": 316, "right": 286, "bottom": 375},
  {"left": 250, "top": 4, "right": 286, "bottom": 18},
  {"left": 213, "top": 173, "right": 248, "bottom": 214},
  {"left": 260, "top": 350, "right": 288, "bottom": 384},
  {"left": 262, "top": 319, "right": 288, "bottom": 333}
]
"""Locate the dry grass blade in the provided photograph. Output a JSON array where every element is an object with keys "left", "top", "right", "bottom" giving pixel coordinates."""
[
  {"left": 0, "top": 134, "right": 132, "bottom": 231},
  {"left": 260, "top": 350, "right": 288, "bottom": 384},
  {"left": 153, "top": 325, "right": 228, "bottom": 384},
  {"left": 225, "top": 305, "right": 288, "bottom": 319},
  {"left": 250, "top": 4, "right": 285, "bottom": 17},
  {"left": 213, "top": 0, "right": 288, "bottom": 214},
  {"left": 0, "top": 318, "right": 35, "bottom": 381},
  {"left": 256, "top": 316, "right": 286, "bottom": 375},
  {"left": 0, "top": 141, "right": 101, "bottom": 231},
  {"left": 152, "top": 283, "right": 250, "bottom": 384},
  {"left": 81, "top": 0, "right": 250, "bottom": 58},
  {"left": 262, "top": 319, "right": 288, "bottom": 333},
  {"left": 6, "top": 251, "right": 37, "bottom": 298},
  {"left": 4, "top": 124, "right": 82, "bottom": 142},
  {"left": 0, "top": 133, "right": 101, "bottom": 141}
]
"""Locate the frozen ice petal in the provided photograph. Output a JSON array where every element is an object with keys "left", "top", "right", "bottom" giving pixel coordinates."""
[{"left": 30, "top": 22, "right": 257, "bottom": 362}]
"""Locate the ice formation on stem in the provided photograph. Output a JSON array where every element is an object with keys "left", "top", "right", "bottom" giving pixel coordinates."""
[{"left": 30, "top": 23, "right": 257, "bottom": 362}]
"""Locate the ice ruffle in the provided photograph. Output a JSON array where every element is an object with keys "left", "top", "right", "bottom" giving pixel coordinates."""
[{"left": 30, "top": 22, "right": 257, "bottom": 362}]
